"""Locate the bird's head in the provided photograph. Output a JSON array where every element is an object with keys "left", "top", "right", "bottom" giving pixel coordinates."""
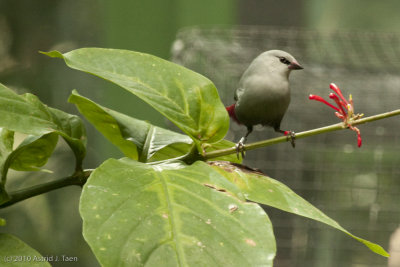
[{"left": 259, "top": 50, "right": 303, "bottom": 77}]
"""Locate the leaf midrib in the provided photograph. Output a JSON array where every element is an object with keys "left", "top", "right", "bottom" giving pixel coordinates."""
[{"left": 158, "top": 172, "right": 187, "bottom": 267}]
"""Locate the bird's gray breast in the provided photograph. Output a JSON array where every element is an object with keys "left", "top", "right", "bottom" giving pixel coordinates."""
[{"left": 234, "top": 73, "right": 290, "bottom": 128}]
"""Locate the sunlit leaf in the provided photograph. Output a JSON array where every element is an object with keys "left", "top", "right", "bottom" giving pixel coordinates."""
[
  {"left": 80, "top": 159, "right": 275, "bottom": 266},
  {"left": 208, "top": 161, "right": 389, "bottom": 257},
  {"left": 44, "top": 48, "right": 229, "bottom": 147}
]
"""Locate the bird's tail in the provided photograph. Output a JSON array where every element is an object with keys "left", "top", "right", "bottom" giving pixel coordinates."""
[{"left": 226, "top": 103, "right": 240, "bottom": 124}]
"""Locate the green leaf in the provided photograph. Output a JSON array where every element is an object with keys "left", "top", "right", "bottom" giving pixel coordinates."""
[
  {"left": 147, "top": 139, "right": 241, "bottom": 163},
  {"left": 9, "top": 133, "right": 58, "bottom": 172},
  {"left": 44, "top": 48, "right": 229, "bottom": 146},
  {"left": 0, "top": 83, "right": 86, "bottom": 169},
  {"left": 0, "top": 128, "right": 13, "bottom": 203},
  {"left": 80, "top": 159, "right": 275, "bottom": 267},
  {"left": 0, "top": 128, "right": 13, "bottom": 156},
  {"left": 0, "top": 83, "right": 55, "bottom": 136},
  {"left": 24, "top": 94, "right": 87, "bottom": 166},
  {"left": 68, "top": 90, "right": 139, "bottom": 160},
  {"left": 69, "top": 90, "right": 194, "bottom": 162},
  {"left": 0, "top": 234, "right": 51, "bottom": 266},
  {"left": 0, "top": 128, "right": 13, "bottom": 175},
  {"left": 0, "top": 132, "right": 59, "bottom": 204},
  {"left": 0, "top": 217, "right": 5, "bottom": 226},
  {"left": 128, "top": 122, "right": 191, "bottom": 162},
  {"left": 208, "top": 161, "right": 389, "bottom": 257},
  {"left": 147, "top": 142, "right": 192, "bottom": 162},
  {"left": 70, "top": 90, "right": 237, "bottom": 163}
]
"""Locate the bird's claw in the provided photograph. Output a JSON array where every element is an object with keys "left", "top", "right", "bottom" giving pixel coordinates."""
[
  {"left": 235, "top": 137, "right": 246, "bottom": 159},
  {"left": 286, "top": 131, "right": 296, "bottom": 148}
]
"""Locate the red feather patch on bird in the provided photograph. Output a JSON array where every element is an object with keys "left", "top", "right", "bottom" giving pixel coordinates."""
[{"left": 226, "top": 103, "right": 241, "bottom": 124}]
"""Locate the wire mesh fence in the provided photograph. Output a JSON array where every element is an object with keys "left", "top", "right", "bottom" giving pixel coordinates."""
[{"left": 171, "top": 26, "right": 400, "bottom": 267}]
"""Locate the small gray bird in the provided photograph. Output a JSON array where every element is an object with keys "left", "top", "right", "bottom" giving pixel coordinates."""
[{"left": 226, "top": 50, "right": 303, "bottom": 155}]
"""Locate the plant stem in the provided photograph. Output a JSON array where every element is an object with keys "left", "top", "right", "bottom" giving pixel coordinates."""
[
  {"left": 204, "top": 109, "right": 400, "bottom": 160},
  {"left": 1, "top": 109, "right": 399, "bottom": 207},
  {"left": 0, "top": 170, "right": 92, "bottom": 209}
]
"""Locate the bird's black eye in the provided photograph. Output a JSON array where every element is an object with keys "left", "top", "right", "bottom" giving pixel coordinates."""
[{"left": 279, "top": 57, "right": 290, "bottom": 65}]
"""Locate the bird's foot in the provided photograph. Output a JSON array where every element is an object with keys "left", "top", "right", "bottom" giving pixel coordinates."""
[
  {"left": 284, "top": 131, "right": 296, "bottom": 148},
  {"left": 235, "top": 137, "right": 247, "bottom": 159}
]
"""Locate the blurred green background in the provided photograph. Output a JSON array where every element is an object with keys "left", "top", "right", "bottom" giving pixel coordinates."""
[{"left": 1, "top": 0, "right": 400, "bottom": 266}]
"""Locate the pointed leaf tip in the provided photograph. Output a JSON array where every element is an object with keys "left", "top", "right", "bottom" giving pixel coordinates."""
[
  {"left": 68, "top": 89, "right": 80, "bottom": 102},
  {"left": 53, "top": 48, "right": 229, "bottom": 145},
  {"left": 208, "top": 161, "right": 389, "bottom": 257},
  {"left": 39, "top": 50, "right": 64, "bottom": 59}
]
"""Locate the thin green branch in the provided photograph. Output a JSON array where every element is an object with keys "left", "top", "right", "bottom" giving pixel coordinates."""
[
  {"left": 204, "top": 109, "right": 400, "bottom": 160},
  {"left": 1, "top": 109, "right": 399, "bottom": 207},
  {"left": 0, "top": 170, "right": 92, "bottom": 209}
]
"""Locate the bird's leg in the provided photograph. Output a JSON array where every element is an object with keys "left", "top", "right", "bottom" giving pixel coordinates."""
[
  {"left": 275, "top": 128, "right": 296, "bottom": 148},
  {"left": 235, "top": 136, "right": 246, "bottom": 159},
  {"left": 235, "top": 126, "right": 253, "bottom": 159}
]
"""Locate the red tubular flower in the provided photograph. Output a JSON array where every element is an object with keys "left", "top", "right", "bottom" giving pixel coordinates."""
[
  {"left": 309, "top": 83, "right": 363, "bottom": 147},
  {"left": 357, "top": 131, "right": 362, "bottom": 147},
  {"left": 309, "top": 94, "right": 340, "bottom": 112},
  {"left": 329, "top": 93, "right": 347, "bottom": 116},
  {"left": 349, "top": 125, "right": 362, "bottom": 147},
  {"left": 329, "top": 83, "right": 348, "bottom": 105}
]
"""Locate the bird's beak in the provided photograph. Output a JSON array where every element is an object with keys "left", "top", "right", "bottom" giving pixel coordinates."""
[{"left": 288, "top": 60, "right": 303, "bottom": 70}]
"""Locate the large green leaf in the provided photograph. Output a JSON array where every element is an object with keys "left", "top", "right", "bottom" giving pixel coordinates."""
[
  {"left": 0, "top": 83, "right": 86, "bottom": 168},
  {"left": 208, "top": 161, "right": 389, "bottom": 257},
  {"left": 0, "top": 234, "right": 51, "bottom": 266},
  {"left": 80, "top": 159, "right": 275, "bottom": 267},
  {"left": 43, "top": 48, "right": 229, "bottom": 146}
]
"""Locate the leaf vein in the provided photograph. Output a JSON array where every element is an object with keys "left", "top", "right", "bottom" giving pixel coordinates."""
[{"left": 158, "top": 172, "right": 186, "bottom": 266}]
